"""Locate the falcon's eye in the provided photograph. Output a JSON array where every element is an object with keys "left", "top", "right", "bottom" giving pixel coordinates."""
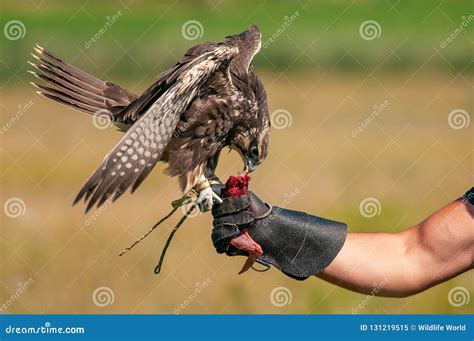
[{"left": 249, "top": 146, "right": 259, "bottom": 160}]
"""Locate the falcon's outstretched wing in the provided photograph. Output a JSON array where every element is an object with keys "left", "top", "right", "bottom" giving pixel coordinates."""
[
  {"left": 114, "top": 42, "right": 224, "bottom": 124},
  {"left": 74, "top": 44, "right": 239, "bottom": 212}
]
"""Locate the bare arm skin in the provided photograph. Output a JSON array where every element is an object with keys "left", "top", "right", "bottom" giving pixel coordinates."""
[{"left": 318, "top": 197, "right": 474, "bottom": 297}]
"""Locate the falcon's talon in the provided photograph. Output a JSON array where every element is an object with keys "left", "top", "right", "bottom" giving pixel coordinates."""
[
  {"left": 196, "top": 186, "right": 222, "bottom": 212},
  {"left": 213, "top": 191, "right": 223, "bottom": 204}
]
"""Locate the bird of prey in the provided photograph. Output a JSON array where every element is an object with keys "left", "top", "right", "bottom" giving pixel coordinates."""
[{"left": 29, "top": 25, "right": 270, "bottom": 212}]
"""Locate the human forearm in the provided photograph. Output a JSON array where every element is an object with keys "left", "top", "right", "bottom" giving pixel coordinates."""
[
  {"left": 317, "top": 232, "right": 422, "bottom": 297},
  {"left": 318, "top": 194, "right": 474, "bottom": 297}
]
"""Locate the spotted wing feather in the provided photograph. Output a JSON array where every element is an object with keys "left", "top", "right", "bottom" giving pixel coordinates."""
[{"left": 74, "top": 44, "right": 239, "bottom": 211}]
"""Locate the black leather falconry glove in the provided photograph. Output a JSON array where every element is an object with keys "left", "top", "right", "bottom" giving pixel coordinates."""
[{"left": 211, "top": 187, "right": 348, "bottom": 280}]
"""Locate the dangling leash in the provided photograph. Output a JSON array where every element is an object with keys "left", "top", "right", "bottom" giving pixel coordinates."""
[
  {"left": 118, "top": 195, "right": 196, "bottom": 274},
  {"left": 118, "top": 173, "right": 269, "bottom": 275},
  {"left": 153, "top": 203, "right": 197, "bottom": 274}
]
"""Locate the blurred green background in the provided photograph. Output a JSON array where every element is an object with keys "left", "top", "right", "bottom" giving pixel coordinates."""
[{"left": 1, "top": 0, "right": 472, "bottom": 314}]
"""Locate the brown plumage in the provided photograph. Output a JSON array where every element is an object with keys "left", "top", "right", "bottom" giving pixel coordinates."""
[{"left": 29, "top": 25, "right": 270, "bottom": 212}]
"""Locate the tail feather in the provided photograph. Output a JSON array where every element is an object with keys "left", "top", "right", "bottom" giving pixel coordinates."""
[
  {"left": 29, "top": 60, "right": 108, "bottom": 104},
  {"left": 35, "top": 46, "right": 108, "bottom": 89},
  {"left": 29, "top": 44, "right": 137, "bottom": 119},
  {"left": 31, "top": 82, "right": 103, "bottom": 114}
]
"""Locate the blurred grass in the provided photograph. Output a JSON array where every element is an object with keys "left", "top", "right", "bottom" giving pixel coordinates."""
[
  {"left": 1, "top": 0, "right": 473, "bottom": 314},
  {"left": 0, "top": 0, "right": 473, "bottom": 84}
]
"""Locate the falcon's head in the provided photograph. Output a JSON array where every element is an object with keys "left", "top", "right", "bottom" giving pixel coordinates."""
[
  {"left": 225, "top": 25, "right": 269, "bottom": 173},
  {"left": 230, "top": 121, "right": 270, "bottom": 173},
  {"left": 246, "top": 126, "right": 270, "bottom": 173},
  {"left": 229, "top": 81, "right": 270, "bottom": 173},
  {"left": 226, "top": 24, "right": 262, "bottom": 72}
]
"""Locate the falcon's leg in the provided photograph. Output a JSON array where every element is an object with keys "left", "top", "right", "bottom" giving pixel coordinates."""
[{"left": 194, "top": 177, "right": 222, "bottom": 212}]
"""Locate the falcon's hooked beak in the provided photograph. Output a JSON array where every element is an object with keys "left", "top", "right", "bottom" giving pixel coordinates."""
[
  {"left": 245, "top": 157, "right": 257, "bottom": 173},
  {"left": 230, "top": 145, "right": 258, "bottom": 173},
  {"left": 231, "top": 132, "right": 269, "bottom": 174},
  {"left": 243, "top": 145, "right": 259, "bottom": 173}
]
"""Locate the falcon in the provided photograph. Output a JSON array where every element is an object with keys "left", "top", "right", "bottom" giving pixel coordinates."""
[{"left": 29, "top": 25, "right": 270, "bottom": 212}]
